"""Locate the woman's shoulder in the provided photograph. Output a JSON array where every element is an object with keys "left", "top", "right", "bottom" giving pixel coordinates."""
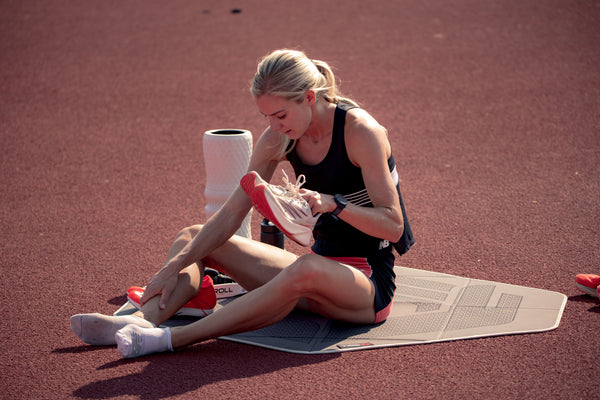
[
  {"left": 344, "top": 107, "right": 388, "bottom": 141},
  {"left": 344, "top": 106, "right": 391, "bottom": 164}
]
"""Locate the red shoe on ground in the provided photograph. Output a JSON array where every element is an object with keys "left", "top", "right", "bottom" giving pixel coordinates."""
[
  {"left": 575, "top": 274, "right": 600, "bottom": 298},
  {"left": 241, "top": 170, "right": 319, "bottom": 247},
  {"left": 127, "top": 275, "right": 217, "bottom": 317}
]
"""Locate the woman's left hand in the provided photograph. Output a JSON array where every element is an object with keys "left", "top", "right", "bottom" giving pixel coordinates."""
[{"left": 301, "top": 189, "right": 334, "bottom": 216}]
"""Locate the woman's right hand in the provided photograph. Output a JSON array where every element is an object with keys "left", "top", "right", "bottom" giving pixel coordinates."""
[{"left": 139, "top": 265, "right": 179, "bottom": 310}]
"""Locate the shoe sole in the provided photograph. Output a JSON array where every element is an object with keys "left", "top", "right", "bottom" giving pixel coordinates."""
[{"left": 576, "top": 282, "right": 599, "bottom": 297}]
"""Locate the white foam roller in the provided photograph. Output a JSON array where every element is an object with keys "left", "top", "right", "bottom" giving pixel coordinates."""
[{"left": 203, "top": 129, "right": 253, "bottom": 238}]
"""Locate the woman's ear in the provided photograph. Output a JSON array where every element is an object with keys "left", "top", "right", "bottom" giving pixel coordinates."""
[{"left": 305, "top": 90, "right": 316, "bottom": 105}]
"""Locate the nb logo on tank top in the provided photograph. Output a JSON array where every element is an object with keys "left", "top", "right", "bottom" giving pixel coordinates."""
[{"left": 379, "top": 240, "right": 390, "bottom": 250}]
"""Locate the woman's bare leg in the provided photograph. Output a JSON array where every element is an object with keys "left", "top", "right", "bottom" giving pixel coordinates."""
[
  {"left": 147, "top": 253, "right": 377, "bottom": 352},
  {"left": 115, "top": 253, "right": 377, "bottom": 357},
  {"left": 116, "top": 254, "right": 375, "bottom": 358}
]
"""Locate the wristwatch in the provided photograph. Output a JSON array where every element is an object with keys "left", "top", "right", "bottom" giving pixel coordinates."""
[{"left": 331, "top": 194, "right": 348, "bottom": 218}]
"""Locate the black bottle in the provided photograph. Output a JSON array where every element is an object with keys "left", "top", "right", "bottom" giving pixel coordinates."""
[{"left": 260, "top": 218, "right": 284, "bottom": 249}]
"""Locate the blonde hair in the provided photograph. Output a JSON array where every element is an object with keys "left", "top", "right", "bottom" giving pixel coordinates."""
[
  {"left": 251, "top": 49, "right": 358, "bottom": 157},
  {"left": 251, "top": 49, "right": 358, "bottom": 106}
]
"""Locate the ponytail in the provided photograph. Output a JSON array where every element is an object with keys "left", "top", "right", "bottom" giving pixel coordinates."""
[{"left": 311, "top": 59, "right": 359, "bottom": 107}]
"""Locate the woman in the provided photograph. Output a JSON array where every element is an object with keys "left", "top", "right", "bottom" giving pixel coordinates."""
[{"left": 70, "top": 49, "right": 414, "bottom": 358}]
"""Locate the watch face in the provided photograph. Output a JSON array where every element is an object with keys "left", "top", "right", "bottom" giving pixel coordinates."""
[{"left": 335, "top": 194, "right": 347, "bottom": 206}]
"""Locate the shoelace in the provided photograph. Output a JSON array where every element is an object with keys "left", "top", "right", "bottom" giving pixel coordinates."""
[
  {"left": 279, "top": 170, "right": 307, "bottom": 200},
  {"left": 275, "top": 170, "right": 322, "bottom": 224}
]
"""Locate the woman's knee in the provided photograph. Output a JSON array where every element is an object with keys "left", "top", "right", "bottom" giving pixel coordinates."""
[
  {"left": 175, "top": 224, "right": 204, "bottom": 242},
  {"left": 280, "top": 254, "right": 324, "bottom": 293}
]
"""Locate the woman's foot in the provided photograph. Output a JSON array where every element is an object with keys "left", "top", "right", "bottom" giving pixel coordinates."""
[
  {"left": 115, "top": 324, "right": 173, "bottom": 358},
  {"left": 70, "top": 313, "right": 155, "bottom": 345}
]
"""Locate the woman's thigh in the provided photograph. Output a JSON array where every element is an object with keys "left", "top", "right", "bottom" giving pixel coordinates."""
[
  {"left": 290, "top": 254, "right": 377, "bottom": 324},
  {"left": 197, "top": 228, "right": 299, "bottom": 291}
]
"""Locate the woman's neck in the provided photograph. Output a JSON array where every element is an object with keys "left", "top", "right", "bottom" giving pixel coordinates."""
[{"left": 304, "top": 100, "right": 337, "bottom": 142}]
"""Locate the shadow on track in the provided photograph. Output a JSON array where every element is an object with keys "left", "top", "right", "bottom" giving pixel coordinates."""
[
  {"left": 568, "top": 294, "right": 600, "bottom": 313},
  {"left": 62, "top": 340, "right": 339, "bottom": 399}
]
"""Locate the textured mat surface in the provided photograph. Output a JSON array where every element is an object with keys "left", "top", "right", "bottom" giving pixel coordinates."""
[{"left": 116, "top": 266, "right": 566, "bottom": 354}]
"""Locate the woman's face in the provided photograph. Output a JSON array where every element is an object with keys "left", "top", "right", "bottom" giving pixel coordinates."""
[{"left": 256, "top": 93, "right": 313, "bottom": 140}]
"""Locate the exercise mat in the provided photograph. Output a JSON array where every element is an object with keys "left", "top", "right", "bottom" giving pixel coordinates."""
[{"left": 116, "top": 266, "right": 566, "bottom": 354}]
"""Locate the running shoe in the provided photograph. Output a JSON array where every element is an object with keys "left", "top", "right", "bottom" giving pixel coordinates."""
[
  {"left": 241, "top": 170, "right": 319, "bottom": 247},
  {"left": 204, "top": 268, "right": 248, "bottom": 298},
  {"left": 575, "top": 274, "right": 600, "bottom": 298},
  {"left": 205, "top": 268, "right": 236, "bottom": 284},
  {"left": 127, "top": 275, "right": 217, "bottom": 317}
]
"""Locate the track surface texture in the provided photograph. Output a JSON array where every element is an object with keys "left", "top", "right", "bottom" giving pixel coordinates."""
[{"left": 1, "top": 1, "right": 598, "bottom": 399}]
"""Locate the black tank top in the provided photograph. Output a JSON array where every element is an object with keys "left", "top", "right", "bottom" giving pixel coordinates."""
[{"left": 286, "top": 103, "right": 414, "bottom": 257}]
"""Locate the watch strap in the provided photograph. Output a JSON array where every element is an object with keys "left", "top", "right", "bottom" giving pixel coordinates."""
[{"left": 331, "top": 194, "right": 347, "bottom": 217}]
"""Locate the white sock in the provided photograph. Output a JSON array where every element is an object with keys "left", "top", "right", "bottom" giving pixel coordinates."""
[
  {"left": 115, "top": 325, "right": 173, "bottom": 358},
  {"left": 70, "top": 313, "right": 155, "bottom": 346}
]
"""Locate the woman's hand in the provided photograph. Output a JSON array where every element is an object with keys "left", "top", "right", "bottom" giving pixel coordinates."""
[
  {"left": 301, "top": 189, "right": 335, "bottom": 216},
  {"left": 139, "top": 266, "right": 179, "bottom": 310}
]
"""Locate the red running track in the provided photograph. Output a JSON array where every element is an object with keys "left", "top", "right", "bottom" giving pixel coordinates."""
[{"left": 1, "top": 1, "right": 598, "bottom": 399}]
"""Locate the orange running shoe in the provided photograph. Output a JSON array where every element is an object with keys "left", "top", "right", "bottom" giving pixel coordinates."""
[
  {"left": 575, "top": 274, "right": 600, "bottom": 298},
  {"left": 127, "top": 275, "right": 217, "bottom": 317}
]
